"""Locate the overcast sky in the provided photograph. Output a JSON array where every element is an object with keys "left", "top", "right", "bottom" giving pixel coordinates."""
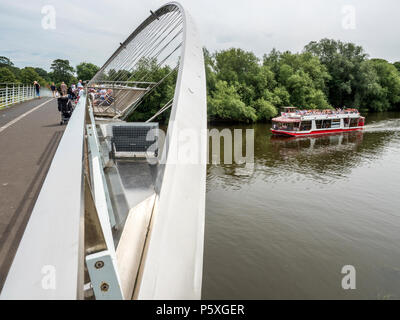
[{"left": 0, "top": 0, "right": 399, "bottom": 71}]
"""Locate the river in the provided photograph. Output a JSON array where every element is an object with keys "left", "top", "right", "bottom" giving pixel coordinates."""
[{"left": 202, "top": 112, "right": 400, "bottom": 299}]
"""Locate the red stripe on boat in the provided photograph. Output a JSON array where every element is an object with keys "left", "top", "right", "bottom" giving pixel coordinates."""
[{"left": 270, "top": 127, "right": 364, "bottom": 136}]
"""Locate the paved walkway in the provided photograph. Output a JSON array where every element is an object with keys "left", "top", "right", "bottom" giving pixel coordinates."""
[{"left": 0, "top": 97, "right": 65, "bottom": 290}]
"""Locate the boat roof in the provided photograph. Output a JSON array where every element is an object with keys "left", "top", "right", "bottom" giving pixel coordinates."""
[
  {"left": 272, "top": 116, "right": 301, "bottom": 123},
  {"left": 273, "top": 108, "right": 363, "bottom": 122}
]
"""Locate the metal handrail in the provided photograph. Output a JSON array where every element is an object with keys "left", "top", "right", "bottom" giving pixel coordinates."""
[
  {"left": 93, "top": 80, "right": 157, "bottom": 85},
  {"left": 0, "top": 84, "right": 36, "bottom": 109},
  {"left": 0, "top": 95, "right": 87, "bottom": 299}
]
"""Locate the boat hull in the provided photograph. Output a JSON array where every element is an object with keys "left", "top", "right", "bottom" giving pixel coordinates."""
[{"left": 271, "top": 127, "right": 364, "bottom": 137}]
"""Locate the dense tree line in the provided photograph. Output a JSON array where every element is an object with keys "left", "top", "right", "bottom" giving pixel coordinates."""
[
  {"left": 1, "top": 38, "right": 399, "bottom": 122},
  {"left": 0, "top": 56, "right": 99, "bottom": 88},
  {"left": 206, "top": 39, "right": 400, "bottom": 122}
]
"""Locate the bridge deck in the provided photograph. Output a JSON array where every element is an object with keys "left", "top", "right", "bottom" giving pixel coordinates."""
[{"left": 0, "top": 97, "right": 64, "bottom": 291}]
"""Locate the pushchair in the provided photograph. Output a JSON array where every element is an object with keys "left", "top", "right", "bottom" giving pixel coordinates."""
[{"left": 57, "top": 96, "right": 74, "bottom": 125}]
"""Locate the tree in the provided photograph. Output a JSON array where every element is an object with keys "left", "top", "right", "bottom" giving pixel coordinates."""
[
  {"left": 127, "top": 58, "right": 177, "bottom": 122},
  {"left": 0, "top": 67, "right": 17, "bottom": 83},
  {"left": 206, "top": 48, "right": 282, "bottom": 121},
  {"left": 361, "top": 59, "right": 400, "bottom": 111},
  {"left": 203, "top": 48, "right": 217, "bottom": 96},
  {"left": 34, "top": 67, "right": 51, "bottom": 82},
  {"left": 394, "top": 62, "right": 400, "bottom": 73},
  {"left": 304, "top": 39, "right": 369, "bottom": 107},
  {"left": 306, "top": 88, "right": 331, "bottom": 109},
  {"left": 19, "top": 67, "right": 45, "bottom": 85},
  {"left": 252, "top": 98, "right": 278, "bottom": 120},
  {"left": 263, "top": 50, "right": 331, "bottom": 109},
  {"left": 76, "top": 62, "right": 99, "bottom": 81},
  {"left": 0, "top": 56, "right": 21, "bottom": 80},
  {"left": 251, "top": 65, "right": 276, "bottom": 98},
  {"left": 50, "top": 59, "right": 75, "bottom": 85},
  {"left": 262, "top": 48, "right": 281, "bottom": 75},
  {"left": 272, "top": 86, "right": 290, "bottom": 106},
  {"left": 214, "top": 48, "right": 260, "bottom": 87},
  {"left": 208, "top": 80, "right": 257, "bottom": 122},
  {"left": 0, "top": 56, "right": 14, "bottom": 67}
]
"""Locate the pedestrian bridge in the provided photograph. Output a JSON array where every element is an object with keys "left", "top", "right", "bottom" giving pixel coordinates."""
[{"left": 0, "top": 2, "right": 207, "bottom": 300}]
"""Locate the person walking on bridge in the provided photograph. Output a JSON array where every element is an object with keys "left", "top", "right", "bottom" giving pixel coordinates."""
[
  {"left": 50, "top": 82, "right": 56, "bottom": 98},
  {"left": 33, "top": 81, "right": 41, "bottom": 99},
  {"left": 60, "top": 81, "right": 67, "bottom": 96}
]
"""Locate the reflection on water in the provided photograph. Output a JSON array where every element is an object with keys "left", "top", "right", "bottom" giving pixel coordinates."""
[{"left": 203, "top": 112, "right": 400, "bottom": 299}]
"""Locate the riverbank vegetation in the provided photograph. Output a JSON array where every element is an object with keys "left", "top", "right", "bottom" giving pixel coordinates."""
[
  {"left": 1, "top": 38, "right": 399, "bottom": 123},
  {"left": 206, "top": 39, "right": 400, "bottom": 122},
  {"left": 0, "top": 57, "right": 99, "bottom": 88}
]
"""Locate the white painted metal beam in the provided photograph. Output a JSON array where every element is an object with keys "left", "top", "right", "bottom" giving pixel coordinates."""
[
  {"left": 0, "top": 96, "right": 86, "bottom": 299},
  {"left": 134, "top": 2, "right": 207, "bottom": 300}
]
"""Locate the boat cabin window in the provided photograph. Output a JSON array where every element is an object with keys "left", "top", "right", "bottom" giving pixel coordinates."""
[
  {"left": 350, "top": 118, "right": 359, "bottom": 127},
  {"left": 300, "top": 121, "right": 312, "bottom": 131},
  {"left": 272, "top": 121, "right": 300, "bottom": 131},
  {"left": 344, "top": 118, "right": 350, "bottom": 127},
  {"left": 331, "top": 119, "right": 341, "bottom": 128},
  {"left": 321, "top": 120, "right": 331, "bottom": 129},
  {"left": 316, "top": 120, "right": 322, "bottom": 129}
]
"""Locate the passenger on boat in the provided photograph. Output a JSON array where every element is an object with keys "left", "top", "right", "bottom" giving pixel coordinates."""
[{"left": 290, "top": 108, "right": 359, "bottom": 117}]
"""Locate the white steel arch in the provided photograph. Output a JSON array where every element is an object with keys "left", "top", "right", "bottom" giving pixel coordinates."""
[
  {"left": 0, "top": 2, "right": 206, "bottom": 300},
  {"left": 134, "top": 2, "right": 207, "bottom": 300}
]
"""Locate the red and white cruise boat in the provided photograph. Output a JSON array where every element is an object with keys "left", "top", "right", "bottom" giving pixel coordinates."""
[{"left": 271, "top": 107, "right": 365, "bottom": 137}]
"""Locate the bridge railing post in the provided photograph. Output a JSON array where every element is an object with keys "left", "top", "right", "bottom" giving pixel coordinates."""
[{"left": 5, "top": 84, "right": 8, "bottom": 107}]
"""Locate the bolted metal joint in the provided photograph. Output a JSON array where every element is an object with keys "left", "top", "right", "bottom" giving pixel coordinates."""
[{"left": 100, "top": 282, "right": 109, "bottom": 292}]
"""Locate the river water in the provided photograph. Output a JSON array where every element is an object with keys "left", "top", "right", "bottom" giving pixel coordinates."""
[{"left": 202, "top": 112, "right": 400, "bottom": 299}]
